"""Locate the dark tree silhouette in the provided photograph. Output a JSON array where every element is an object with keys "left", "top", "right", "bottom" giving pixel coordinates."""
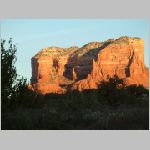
[
  {"left": 98, "top": 75, "right": 127, "bottom": 106},
  {"left": 1, "top": 38, "right": 30, "bottom": 110},
  {"left": 1, "top": 38, "right": 17, "bottom": 104}
]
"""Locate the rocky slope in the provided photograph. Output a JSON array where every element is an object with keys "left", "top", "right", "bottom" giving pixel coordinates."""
[{"left": 31, "top": 36, "right": 149, "bottom": 94}]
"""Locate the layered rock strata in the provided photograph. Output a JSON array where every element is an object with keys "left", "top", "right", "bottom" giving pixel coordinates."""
[{"left": 31, "top": 36, "right": 149, "bottom": 94}]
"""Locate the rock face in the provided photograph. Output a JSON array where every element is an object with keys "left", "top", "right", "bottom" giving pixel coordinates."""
[{"left": 31, "top": 36, "right": 149, "bottom": 94}]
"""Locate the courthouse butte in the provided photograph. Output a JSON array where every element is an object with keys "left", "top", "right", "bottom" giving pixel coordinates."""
[{"left": 30, "top": 36, "right": 149, "bottom": 94}]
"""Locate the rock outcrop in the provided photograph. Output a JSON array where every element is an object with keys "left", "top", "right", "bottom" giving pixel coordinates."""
[{"left": 31, "top": 36, "right": 149, "bottom": 94}]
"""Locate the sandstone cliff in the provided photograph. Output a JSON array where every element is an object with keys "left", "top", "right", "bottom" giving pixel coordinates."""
[{"left": 31, "top": 36, "right": 149, "bottom": 94}]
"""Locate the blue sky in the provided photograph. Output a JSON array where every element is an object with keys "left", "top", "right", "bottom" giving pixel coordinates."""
[{"left": 1, "top": 19, "right": 149, "bottom": 81}]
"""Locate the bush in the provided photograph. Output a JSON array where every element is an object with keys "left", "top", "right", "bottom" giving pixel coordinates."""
[
  {"left": 97, "top": 75, "right": 149, "bottom": 106},
  {"left": 126, "top": 84, "right": 149, "bottom": 97}
]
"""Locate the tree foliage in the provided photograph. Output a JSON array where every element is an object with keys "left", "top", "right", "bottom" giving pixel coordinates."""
[
  {"left": 1, "top": 38, "right": 18, "bottom": 103},
  {"left": 98, "top": 75, "right": 125, "bottom": 106},
  {"left": 98, "top": 75, "right": 149, "bottom": 106},
  {"left": 1, "top": 38, "right": 31, "bottom": 110}
]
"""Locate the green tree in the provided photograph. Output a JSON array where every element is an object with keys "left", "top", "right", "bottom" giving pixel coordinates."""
[
  {"left": 1, "top": 38, "right": 17, "bottom": 104},
  {"left": 1, "top": 38, "right": 29, "bottom": 110}
]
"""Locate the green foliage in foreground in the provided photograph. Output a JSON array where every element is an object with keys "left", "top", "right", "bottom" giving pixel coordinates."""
[{"left": 1, "top": 39, "right": 30, "bottom": 112}]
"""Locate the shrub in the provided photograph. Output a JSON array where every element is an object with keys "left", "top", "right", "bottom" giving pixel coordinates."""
[{"left": 97, "top": 75, "right": 149, "bottom": 106}]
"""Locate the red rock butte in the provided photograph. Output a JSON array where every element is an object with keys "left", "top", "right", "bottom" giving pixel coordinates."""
[{"left": 30, "top": 36, "right": 149, "bottom": 94}]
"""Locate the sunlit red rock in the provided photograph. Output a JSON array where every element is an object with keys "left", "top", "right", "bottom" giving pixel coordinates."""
[
  {"left": 72, "top": 68, "right": 77, "bottom": 81},
  {"left": 31, "top": 36, "right": 149, "bottom": 94}
]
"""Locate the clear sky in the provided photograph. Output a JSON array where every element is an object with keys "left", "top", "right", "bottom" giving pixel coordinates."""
[{"left": 1, "top": 19, "right": 149, "bottom": 81}]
